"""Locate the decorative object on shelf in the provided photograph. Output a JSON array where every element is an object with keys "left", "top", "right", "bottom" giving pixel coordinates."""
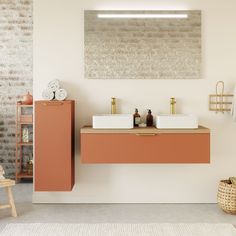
[
  {"left": 20, "top": 114, "right": 33, "bottom": 123},
  {"left": 22, "top": 92, "right": 33, "bottom": 105},
  {"left": 217, "top": 178, "right": 236, "bottom": 214},
  {"left": 42, "top": 89, "right": 54, "bottom": 100},
  {"left": 22, "top": 127, "right": 29, "bottom": 143},
  {"left": 15, "top": 103, "right": 33, "bottom": 181},
  {"left": 209, "top": 81, "right": 234, "bottom": 113},
  {"left": 55, "top": 88, "right": 67, "bottom": 101},
  {"left": 17, "top": 92, "right": 33, "bottom": 105},
  {"left": 48, "top": 79, "right": 60, "bottom": 92},
  {"left": 27, "top": 154, "right": 33, "bottom": 175},
  {"left": 0, "top": 165, "right": 5, "bottom": 179},
  {"left": 27, "top": 160, "right": 33, "bottom": 175},
  {"left": 42, "top": 79, "right": 68, "bottom": 101}
]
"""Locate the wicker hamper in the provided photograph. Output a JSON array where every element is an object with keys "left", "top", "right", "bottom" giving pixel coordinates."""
[{"left": 217, "top": 180, "right": 236, "bottom": 214}]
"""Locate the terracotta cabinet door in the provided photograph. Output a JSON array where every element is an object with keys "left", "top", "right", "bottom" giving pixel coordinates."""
[
  {"left": 35, "top": 100, "right": 74, "bottom": 191},
  {"left": 81, "top": 133, "right": 210, "bottom": 163}
]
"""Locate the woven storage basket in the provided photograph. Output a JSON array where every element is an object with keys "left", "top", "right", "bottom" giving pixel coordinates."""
[{"left": 217, "top": 180, "right": 236, "bottom": 214}]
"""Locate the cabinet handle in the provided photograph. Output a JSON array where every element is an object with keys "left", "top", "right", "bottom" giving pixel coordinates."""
[
  {"left": 43, "top": 102, "right": 63, "bottom": 106},
  {"left": 135, "top": 133, "right": 157, "bottom": 136}
]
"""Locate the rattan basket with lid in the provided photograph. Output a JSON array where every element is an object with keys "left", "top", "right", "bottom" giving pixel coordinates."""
[{"left": 217, "top": 179, "right": 236, "bottom": 214}]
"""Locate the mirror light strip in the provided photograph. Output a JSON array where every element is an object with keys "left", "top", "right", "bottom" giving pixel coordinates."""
[{"left": 97, "top": 14, "right": 188, "bottom": 19}]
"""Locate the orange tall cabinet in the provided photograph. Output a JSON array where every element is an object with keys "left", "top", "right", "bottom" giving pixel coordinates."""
[{"left": 35, "top": 100, "right": 75, "bottom": 191}]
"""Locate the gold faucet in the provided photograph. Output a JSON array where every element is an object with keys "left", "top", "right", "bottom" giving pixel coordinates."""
[
  {"left": 111, "top": 97, "right": 116, "bottom": 114},
  {"left": 170, "top": 97, "right": 176, "bottom": 114}
]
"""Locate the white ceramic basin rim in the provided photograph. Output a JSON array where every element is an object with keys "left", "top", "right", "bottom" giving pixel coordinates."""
[
  {"left": 93, "top": 114, "right": 133, "bottom": 129},
  {"left": 156, "top": 114, "right": 198, "bottom": 129}
]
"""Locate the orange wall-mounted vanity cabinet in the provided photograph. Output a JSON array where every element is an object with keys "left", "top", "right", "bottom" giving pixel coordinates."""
[
  {"left": 81, "top": 126, "right": 210, "bottom": 163},
  {"left": 35, "top": 100, "right": 75, "bottom": 191}
]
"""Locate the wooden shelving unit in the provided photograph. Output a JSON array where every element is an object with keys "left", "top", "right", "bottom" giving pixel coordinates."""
[
  {"left": 16, "top": 172, "right": 33, "bottom": 179},
  {"left": 15, "top": 103, "right": 33, "bottom": 181},
  {"left": 17, "top": 142, "right": 33, "bottom": 146}
]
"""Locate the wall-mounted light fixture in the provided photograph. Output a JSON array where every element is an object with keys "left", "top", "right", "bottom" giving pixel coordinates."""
[{"left": 97, "top": 14, "right": 188, "bottom": 19}]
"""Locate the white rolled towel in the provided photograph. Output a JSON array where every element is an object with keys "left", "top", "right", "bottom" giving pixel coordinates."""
[
  {"left": 42, "top": 89, "right": 55, "bottom": 100},
  {"left": 48, "top": 79, "right": 60, "bottom": 92},
  {"left": 55, "top": 88, "right": 67, "bottom": 101}
]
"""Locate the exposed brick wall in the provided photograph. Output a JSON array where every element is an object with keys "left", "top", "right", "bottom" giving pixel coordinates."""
[
  {"left": 0, "top": 0, "right": 33, "bottom": 177},
  {"left": 85, "top": 10, "right": 201, "bottom": 80}
]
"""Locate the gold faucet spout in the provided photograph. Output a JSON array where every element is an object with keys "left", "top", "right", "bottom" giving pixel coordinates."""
[
  {"left": 170, "top": 97, "right": 176, "bottom": 114},
  {"left": 111, "top": 97, "right": 116, "bottom": 114}
]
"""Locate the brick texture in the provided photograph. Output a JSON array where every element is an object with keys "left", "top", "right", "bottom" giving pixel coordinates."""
[
  {"left": 85, "top": 10, "right": 201, "bottom": 80},
  {"left": 0, "top": 0, "right": 32, "bottom": 177}
]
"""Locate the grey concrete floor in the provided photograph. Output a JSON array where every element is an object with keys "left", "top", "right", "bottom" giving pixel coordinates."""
[{"left": 0, "top": 183, "right": 235, "bottom": 231}]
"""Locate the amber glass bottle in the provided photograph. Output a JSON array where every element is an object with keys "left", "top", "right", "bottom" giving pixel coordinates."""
[
  {"left": 133, "top": 108, "right": 141, "bottom": 127},
  {"left": 146, "top": 109, "right": 153, "bottom": 127}
]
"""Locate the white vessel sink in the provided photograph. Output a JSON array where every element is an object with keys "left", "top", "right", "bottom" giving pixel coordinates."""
[
  {"left": 156, "top": 114, "right": 198, "bottom": 129},
  {"left": 93, "top": 114, "right": 133, "bottom": 129}
]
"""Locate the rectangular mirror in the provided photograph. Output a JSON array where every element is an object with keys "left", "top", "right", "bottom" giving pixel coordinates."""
[{"left": 85, "top": 10, "right": 201, "bottom": 79}]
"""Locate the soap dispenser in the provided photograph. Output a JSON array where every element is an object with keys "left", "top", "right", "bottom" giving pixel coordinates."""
[
  {"left": 146, "top": 109, "right": 153, "bottom": 127},
  {"left": 133, "top": 108, "right": 141, "bottom": 127}
]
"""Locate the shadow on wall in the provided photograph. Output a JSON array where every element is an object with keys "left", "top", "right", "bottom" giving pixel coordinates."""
[
  {"left": 60, "top": 80, "right": 108, "bottom": 127},
  {"left": 58, "top": 81, "right": 94, "bottom": 155}
]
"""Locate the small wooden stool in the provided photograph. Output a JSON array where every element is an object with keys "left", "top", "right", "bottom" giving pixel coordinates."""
[{"left": 0, "top": 179, "right": 17, "bottom": 217}]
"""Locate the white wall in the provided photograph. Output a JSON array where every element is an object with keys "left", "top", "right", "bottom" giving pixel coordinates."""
[{"left": 33, "top": 0, "right": 236, "bottom": 203}]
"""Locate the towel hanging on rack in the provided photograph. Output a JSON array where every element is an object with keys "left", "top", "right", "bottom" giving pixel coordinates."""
[
  {"left": 216, "top": 81, "right": 225, "bottom": 114},
  {"left": 230, "top": 85, "right": 236, "bottom": 122}
]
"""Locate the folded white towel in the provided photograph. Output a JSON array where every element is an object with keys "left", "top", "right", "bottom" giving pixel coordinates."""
[
  {"left": 42, "top": 89, "right": 54, "bottom": 100},
  {"left": 231, "top": 85, "right": 236, "bottom": 122},
  {"left": 48, "top": 79, "right": 60, "bottom": 92},
  {"left": 55, "top": 88, "right": 67, "bottom": 101}
]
